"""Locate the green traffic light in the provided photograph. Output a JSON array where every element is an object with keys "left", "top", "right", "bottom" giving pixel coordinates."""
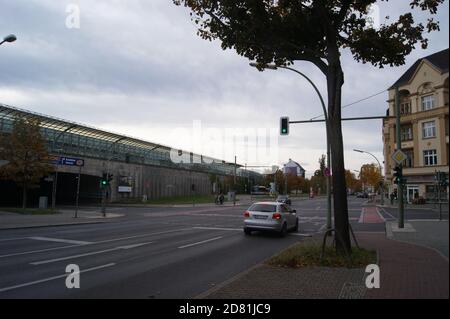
[{"left": 101, "top": 180, "right": 107, "bottom": 185}]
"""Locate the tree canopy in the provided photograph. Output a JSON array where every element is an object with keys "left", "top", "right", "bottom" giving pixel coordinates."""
[
  {"left": 174, "top": 0, "right": 443, "bottom": 74},
  {"left": 0, "top": 117, "right": 52, "bottom": 208}
]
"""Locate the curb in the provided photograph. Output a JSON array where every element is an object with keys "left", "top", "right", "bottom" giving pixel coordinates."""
[{"left": 0, "top": 220, "right": 110, "bottom": 231}]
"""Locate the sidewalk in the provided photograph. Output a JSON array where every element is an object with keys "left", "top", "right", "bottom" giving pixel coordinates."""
[
  {"left": 386, "top": 220, "right": 449, "bottom": 258},
  {"left": 199, "top": 228, "right": 449, "bottom": 299},
  {"left": 0, "top": 209, "right": 123, "bottom": 230}
]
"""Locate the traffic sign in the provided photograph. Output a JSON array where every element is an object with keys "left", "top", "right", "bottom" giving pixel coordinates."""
[
  {"left": 49, "top": 156, "right": 84, "bottom": 167},
  {"left": 391, "top": 150, "right": 408, "bottom": 165}
]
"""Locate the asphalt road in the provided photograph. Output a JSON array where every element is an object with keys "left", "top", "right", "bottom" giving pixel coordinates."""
[{"left": 0, "top": 196, "right": 378, "bottom": 298}]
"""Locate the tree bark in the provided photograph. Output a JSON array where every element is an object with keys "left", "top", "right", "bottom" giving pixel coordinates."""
[
  {"left": 22, "top": 185, "right": 27, "bottom": 210},
  {"left": 326, "top": 53, "right": 352, "bottom": 255}
]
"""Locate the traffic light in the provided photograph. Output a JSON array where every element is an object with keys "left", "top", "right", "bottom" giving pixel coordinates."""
[
  {"left": 101, "top": 173, "right": 108, "bottom": 186},
  {"left": 393, "top": 166, "right": 402, "bottom": 185},
  {"left": 280, "top": 117, "right": 289, "bottom": 135},
  {"left": 439, "top": 172, "right": 448, "bottom": 187},
  {"left": 101, "top": 173, "right": 113, "bottom": 186}
]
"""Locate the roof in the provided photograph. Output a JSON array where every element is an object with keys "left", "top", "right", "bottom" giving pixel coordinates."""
[
  {"left": 0, "top": 103, "right": 241, "bottom": 168},
  {"left": 285, "top": 159, "right": 305, "bottom": 171},
  {"left": 389, "top": 48, "right": 449, "bottom": 89}
]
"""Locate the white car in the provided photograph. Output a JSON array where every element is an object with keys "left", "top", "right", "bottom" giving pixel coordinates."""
[{"left": 243, "top": 201, "right": 299, "bottom": 237}]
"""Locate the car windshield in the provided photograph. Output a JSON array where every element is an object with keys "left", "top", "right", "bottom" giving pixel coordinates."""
[
  {"left": 277, "top": 196, "right": 287, "bottom": 200},
  {"left": 248, "top": 204, "right": 277, "bottom": 212}
]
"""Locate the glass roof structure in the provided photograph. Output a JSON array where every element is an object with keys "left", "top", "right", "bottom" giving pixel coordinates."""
[{"left": 0, "top": 103, "right": 261, "bottom": 178}]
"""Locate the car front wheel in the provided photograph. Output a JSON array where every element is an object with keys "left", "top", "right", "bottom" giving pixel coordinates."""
[{"left": 244, "top": 228, "right": 252, "bottom": 236}]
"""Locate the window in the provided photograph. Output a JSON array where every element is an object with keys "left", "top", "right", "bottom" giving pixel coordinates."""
[
  {"left": 423, "top": 150, "right": 437, "bottom": 166},
  {"left": 403, "top": 149, "right": 414, "bottom": 168},
  {"left": 421, "top": 95, "right": 435, "bottom": 111},
  {"left": 401, "top": 126, "right": 413, "bottom": 141},
  {"left": 422, "top": 121, "right": 436, "bottom": 138},
  {"left": 400, "top": 102, "right": 411, "bottom": 115}
]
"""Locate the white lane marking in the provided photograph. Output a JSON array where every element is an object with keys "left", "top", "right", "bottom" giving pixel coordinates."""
[
  {"left": 375, "top": 208, "right": 386, "bottom": 222},
  {"left": 315, "top": 206, "right": 321, "bottom": 210},
  {"left": 28, "top": 237, "right": 92, "bottom": 245},
  {"left": 0, "top": 228, "right": 190, "bottom": 259},
  {"left": 358, "top": 208, "right": 365, "bottom": 223},
  {"left": 0, "top": 244, "right": 82, "bottom": 259},
  {"left": 30, "top": 242, "right": 153, "bottom": 266},
  {"left": 178, "top": 236, "right": 223, "bottom": 249},
  {"left": 93, "top": 228, "right": 192, "bottom": 244},
  {"left": 378, "top": 207, "right": 396, "bottom": 220},
  {"left": 0, "top": 263, "right": 115, "bottom": 293},
  {"left": 193, "top": 227, "right": 241, "bottom": 231}
]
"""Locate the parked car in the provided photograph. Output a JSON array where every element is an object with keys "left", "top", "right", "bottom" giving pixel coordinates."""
[
  {"left": 243, "top": 202, "right": 298, "bottom": 237},
  {"left": 356, "top": 192, "right": 369, "bottom": 198},
  {"left": 276, "top": 195, "right": 292, "bottom": 205}
]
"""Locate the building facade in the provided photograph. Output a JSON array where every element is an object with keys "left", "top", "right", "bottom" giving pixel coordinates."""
[
  {"left": 282, "top": 159, "right": 306, "bottom": 178},
  {"left": 0, "top": 104, "right": 261, "bottom": 206},
  {"left": 383, "top": 49, "right": 449, "bottom": 203}
]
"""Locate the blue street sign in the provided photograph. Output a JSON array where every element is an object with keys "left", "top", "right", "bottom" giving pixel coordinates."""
[{"left": 50, "top": 156, "right": 84, "bottom": 167}]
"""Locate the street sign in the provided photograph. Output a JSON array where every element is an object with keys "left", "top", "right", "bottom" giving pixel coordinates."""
[
  {"left": 49, "top": 156, "right": 84, "bottom": 167},
  {"left": 391, "top": 150, "right": 408, "bottom": 165}
]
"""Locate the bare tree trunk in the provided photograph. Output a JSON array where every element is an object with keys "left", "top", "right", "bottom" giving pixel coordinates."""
[
  {"left": 326, "top": 56, "right": 352, "bottom": 255},
  {"left": 22, "top": 185, "right": 27, "bottom": 210}
]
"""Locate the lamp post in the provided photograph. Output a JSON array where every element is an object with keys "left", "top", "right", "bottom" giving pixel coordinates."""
[
  {"left": 250, "top": 62, "right": 332, "bottom": 233},
  {"left": 0, "top": 34, "right": 17, "bottom": 46},
  {"left": 354, "top": 149, "right": 384, "bottom": 205}
]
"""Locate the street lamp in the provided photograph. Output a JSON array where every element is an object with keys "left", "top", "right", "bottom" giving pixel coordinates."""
[
  {"left": 0, "top": 34, "right": 17, "bottom": 46},
  {"left": 353, "top": 149, "right": 384, "bottom": 205},
  {"left": 250, "top": 62, "right": 332, "bottom": 233}
]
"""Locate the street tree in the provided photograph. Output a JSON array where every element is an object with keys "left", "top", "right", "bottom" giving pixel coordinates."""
[
  {"left": 173, "top": 0, "right": 443, "bottom": 254},
  {"left": 360, "top": 163, "right": 382, "bottom": 191},
  {"left": 345, "top": 169, "right": 361, "bottom": 193},
  {"left": 0, "top": 117, "right": 52, "bottom": 209}
]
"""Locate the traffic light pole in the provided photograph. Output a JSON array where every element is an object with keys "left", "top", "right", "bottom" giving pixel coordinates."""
[
  {"left": 395, "top": 87, "right": 405, "bottom": 228},
  {"left": 278, "top": 66, "right": 332, "bottom": 234}
]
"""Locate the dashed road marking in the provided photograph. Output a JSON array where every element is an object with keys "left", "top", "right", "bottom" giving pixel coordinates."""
[
  {"left": 178, "top": 236, "right": 223, "bottom": 249},
  {"left": 30, "top": 242, "right": 153, "bottom": 265},
  {"left": 0, "top": 263, "right": 115, "bottom": 293},
  {"left": 28, "top": 237, "right": 92, "bottom": 245}
]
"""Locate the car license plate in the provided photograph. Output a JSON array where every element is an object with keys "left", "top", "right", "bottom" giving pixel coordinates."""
[{"left": 254, "top": 215, "right": 267, "bottom": 220}]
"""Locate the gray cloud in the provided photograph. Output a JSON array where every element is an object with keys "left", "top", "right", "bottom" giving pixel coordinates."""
[{"left": 0, "top": 0, "right": 448, "bottom": 176}]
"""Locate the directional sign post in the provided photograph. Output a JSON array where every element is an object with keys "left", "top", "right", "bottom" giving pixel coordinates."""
[{"left": 50, "top": 156, "right": 85, "bottom": 210}]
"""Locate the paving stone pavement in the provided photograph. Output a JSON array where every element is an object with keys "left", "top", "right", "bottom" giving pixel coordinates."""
[
  {"left": 199, "top": 232, "right": 449, "bottom": 299},
  {"left": 202, "top": 264, "right": 367, "bottom": 299}
]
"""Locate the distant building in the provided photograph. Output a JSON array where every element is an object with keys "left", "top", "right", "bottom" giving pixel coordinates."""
[
  {"left": 282, "top": 159, "right": 306, "bottom": 178},
  {"left": 382, "top": 48, "right": 449, "bottom": 203}
]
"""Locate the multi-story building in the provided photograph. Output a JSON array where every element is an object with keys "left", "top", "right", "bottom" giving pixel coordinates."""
[
  {"left": 282, "top": 159, "right": 306, "bottom": 178},
  {"left": 383, "top": 48, "right": 449, "bottom": 203}
]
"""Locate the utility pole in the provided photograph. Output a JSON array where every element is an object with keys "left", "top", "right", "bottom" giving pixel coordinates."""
[
  {"left": 395, "top": 86, "right": 405, "bottom": 228},
  {"left": 233, "top": 155, "right": 237, "bottom": 206},
  {"left": 74, "top": 166, "right": 81, "bottom": 218}
]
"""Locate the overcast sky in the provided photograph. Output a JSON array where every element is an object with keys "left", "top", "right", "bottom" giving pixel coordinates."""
[{"left": 0, "top": 0, "right": 448, "bottom": 177}]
